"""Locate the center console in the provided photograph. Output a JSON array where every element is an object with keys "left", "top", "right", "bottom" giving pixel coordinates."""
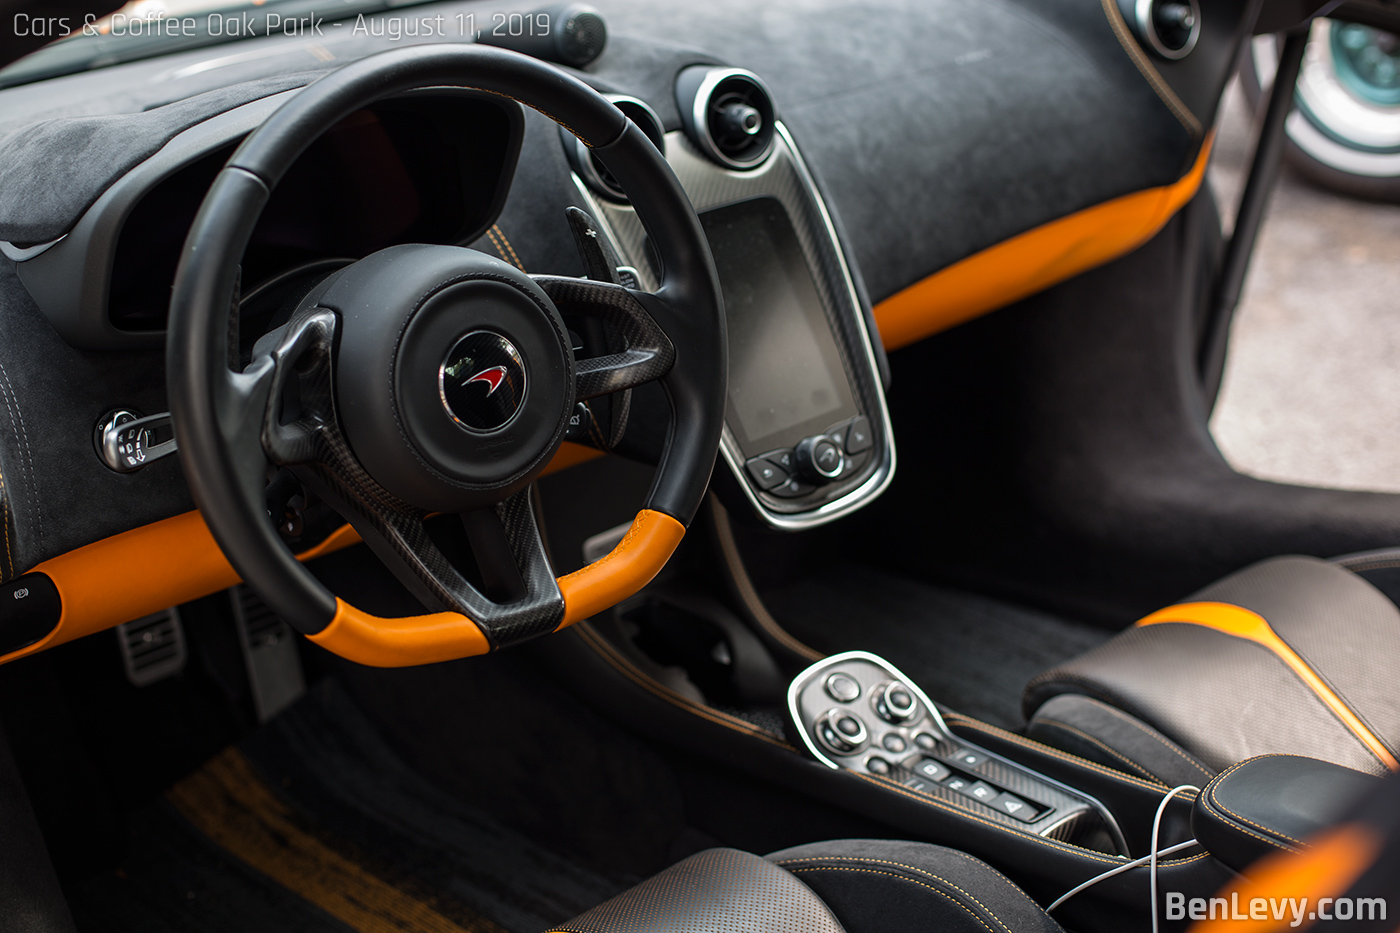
[
  {"left": 544, "top": 60, "right": 1244, "bottom": 927},
  {"left": 568, "top": 67, "right": 896, "bottom": 529},
  {"left": 788, "top": 651, "right": 1128, "bottom": 853}
]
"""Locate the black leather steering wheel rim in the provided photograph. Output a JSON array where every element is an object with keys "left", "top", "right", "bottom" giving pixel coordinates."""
[{"left": 167, "top": 44, "right": 725, "bottom": 664}]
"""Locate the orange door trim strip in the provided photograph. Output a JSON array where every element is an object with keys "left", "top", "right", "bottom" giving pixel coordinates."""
[
  {"left": 1137, "top": 601, "right": 1400, "bottom": 771},
  {"left": 4, "top": 442, "right": 624, "bottom": 667},
  {"left": 874, "top": 135, "right": 1214, "bottom": 352}
]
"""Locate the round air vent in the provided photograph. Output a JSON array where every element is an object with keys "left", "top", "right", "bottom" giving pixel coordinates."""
[
  {"left": 563, "top": 96, "right": 667, "bottom": 202},
  {"left": 676, "top": 66, "right": 777, "bottom": 170},
  {"left": 1118, "top": 0, "right": 1201, "bottom": 60}
]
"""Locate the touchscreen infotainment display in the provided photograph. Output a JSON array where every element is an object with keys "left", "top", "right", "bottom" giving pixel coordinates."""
[{"left": 701, "top": 198, "right": 858, "bottom": 454}]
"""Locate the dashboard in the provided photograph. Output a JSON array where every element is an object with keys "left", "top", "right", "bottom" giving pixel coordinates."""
[
  {"left": 0, "top": 0, "right": 1255, "bottom": 659},
  {"left": 17, "top": 90, "right": 521, "bottom": 346},
  {"left": 9, "top": 52, "right": 898, "bottom": 539}
]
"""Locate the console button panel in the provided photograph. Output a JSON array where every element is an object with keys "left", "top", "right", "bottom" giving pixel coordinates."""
[
  {"left": 787, "top": 650, "right": 1127, "bottom": 851},
  {"left": 739, "top": 415, "right": 874, "bottom": 505}
]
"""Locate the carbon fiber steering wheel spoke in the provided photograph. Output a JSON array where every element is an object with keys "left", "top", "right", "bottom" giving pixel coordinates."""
[{"left": 532, "top": 275, "right": 676, "bottom": 400}]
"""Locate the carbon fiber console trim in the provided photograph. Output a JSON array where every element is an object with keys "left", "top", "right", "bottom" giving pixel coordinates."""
[
  {"left": 788, "top": 651, "right": 1128, "bottom": 853},
  {"left": 574, "top": 124, "right": 895, "bottom": 529}
]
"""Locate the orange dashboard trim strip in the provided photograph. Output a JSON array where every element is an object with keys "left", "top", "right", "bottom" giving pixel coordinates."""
[
  {"left": 1137, "top": 601, "right": 1400, "bottom": 771},
  {"left": 2, "top": 442, "right": 611, "bottom": 667},
  {"left": 22, "top": 510, "right": 242, "bottom": 661},
  {"left": 874, "top": 135, "right": 1213, "bottom": 351}
]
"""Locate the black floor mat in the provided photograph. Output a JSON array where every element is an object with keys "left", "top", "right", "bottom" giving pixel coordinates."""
[
  {"left": 66, "top": 797, "right": 356, "bottom": 933},
  {"left": 762, "top": 565, "right": 1113, "bottom": 729},
  {"left": 65, "top": 680, "right": 635, "bottom": 933}
]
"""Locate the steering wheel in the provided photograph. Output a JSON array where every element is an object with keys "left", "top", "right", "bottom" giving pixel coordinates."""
[{"left": 166, "top": 44, "right": 726, "bottom": 667}]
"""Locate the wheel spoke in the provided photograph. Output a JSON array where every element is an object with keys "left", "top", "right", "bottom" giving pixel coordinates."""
[{"left": 533, "top": 275, "right": 676, "bottom": 399}]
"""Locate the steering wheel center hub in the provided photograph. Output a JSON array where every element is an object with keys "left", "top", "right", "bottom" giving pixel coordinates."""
[
  {"left": 320, "top": 244, "right": 575, "bottom": 513},
  {"left": 439, "top": 331, "right": 528, "bottom": 432}
]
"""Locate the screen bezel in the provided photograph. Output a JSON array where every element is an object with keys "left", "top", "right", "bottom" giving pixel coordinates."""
[{"left": 701, "top": 196, "right": 861, "bottom": 456}]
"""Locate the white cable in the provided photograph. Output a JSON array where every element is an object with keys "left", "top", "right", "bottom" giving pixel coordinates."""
[
  {"left": 1045, "top": 782, "right": 1202, "bottom": 917},
  {"left": 1044, "top": 838, "right": 1199, "bottom": 913},
  {"left": 1152, "top": 785, "right": 1201, "bottom": 933}
]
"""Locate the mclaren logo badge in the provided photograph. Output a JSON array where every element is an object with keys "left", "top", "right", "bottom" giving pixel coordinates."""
[
  {"left": 464, "top": 365, "right": 509, "bottom": 396},
  {"left": 439, "top": 331, "right": 527, "bottom": 432}
]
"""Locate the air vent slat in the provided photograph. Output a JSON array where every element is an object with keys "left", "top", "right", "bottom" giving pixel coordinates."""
[
  {"left": 116, "top": 609, "right": 186, "bottom": 687},
  {"left": 678, "top": 67, "right": 777, "bottom": 171}
]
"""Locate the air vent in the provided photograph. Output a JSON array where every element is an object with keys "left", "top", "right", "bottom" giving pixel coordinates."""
[
  {"left": 116, "top": 608, "right": 186, "bottom": 687},
  {"left": 677, "top": 67, "right": 777, "bottom": 170},
  {"left": 1118, "top": 0, "right": 1200, "bottom": 60},
  {"left": 564, "top": 96, "right": 666, "bottom": 202}
]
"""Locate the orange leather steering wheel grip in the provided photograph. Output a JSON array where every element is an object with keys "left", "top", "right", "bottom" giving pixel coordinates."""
[
  {"left": 307, "top": 508, "right": 685, "bottom": 667},
  {"left": 556, "top": 509, "right": 685, "bottom": 627}
]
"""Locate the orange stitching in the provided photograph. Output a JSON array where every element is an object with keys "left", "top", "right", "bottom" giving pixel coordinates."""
[
  {"left": 784, "top": 868, "right": 998, "bottom": 933},
  {"left": 851, "top": 771, "right": 1123, "bottom": 865},
  {"left": 1339, "top": 556, "right": 1400, "bottom": 572},
  {"left": 942, "top": 713, "right": 1171, "bottom": 791},
  {"left": 1073, "top": 696, "right": 1215, "bottom": 781},
  {"left": 561, "top": 516, "right": 647, "bottom": 582},
  {"left": 484, "top": 227, "right": 511, "bottom": 269},
  {"left": 852, "top": 770, "right": 1202, "bottom": 866},
  {"left": 0, "top": 469, "right": 11, "bottom": 580},
  {"left": 491, "top": 224, "right": 525, "bottom": 271},
  {"left": 1206, "top": 756, "right": 1309, "bottom": 848},
  {"left": 574, "top": 623, "right": 794, "bottom": 750},
  {"left": 1033, "top": 718, "right": 1160, "bottom": 780},
  {"left": 774, "top": 856, "right": 1040, "bottom": 926}
]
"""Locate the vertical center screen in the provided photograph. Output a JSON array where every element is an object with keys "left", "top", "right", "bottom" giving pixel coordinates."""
[{"left": 701, "top": 198, "right": 858, "bottom": 454}]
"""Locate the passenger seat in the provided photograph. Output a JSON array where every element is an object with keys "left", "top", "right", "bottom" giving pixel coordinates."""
[{"left": 1022, "top": 555, "right": 1400, "bottom": 785}]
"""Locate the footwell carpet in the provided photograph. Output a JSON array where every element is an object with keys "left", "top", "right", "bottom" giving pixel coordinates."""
[
  {"left": 65, "top": 682, "right": 634, "bottom": 933},
  {"left": 762, "top": 565, "right": 1112, "bottom": 729}
]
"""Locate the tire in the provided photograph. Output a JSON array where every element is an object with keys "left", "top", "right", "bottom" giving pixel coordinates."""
[{"left": 1241, "top": 17, "right": 1400, "bottom": 202}]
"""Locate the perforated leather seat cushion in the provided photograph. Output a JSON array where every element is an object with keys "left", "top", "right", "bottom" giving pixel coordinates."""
[
  {"left": 768, "top": 840, "right": 1063, "bottom": 933},
  {"left": 546, "top": 848, "right": 845, "bottom": 933},
  {"left": 546, "top": 842, "right": 1062, "bottom": 933},
  {"left": 1025, "top": 556, "right": 1400, "bottom": 779}
]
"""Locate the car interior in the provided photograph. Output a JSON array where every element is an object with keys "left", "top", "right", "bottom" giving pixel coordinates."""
[{"left": 0, "top": 0, "right": 1397, "bottom": 930}]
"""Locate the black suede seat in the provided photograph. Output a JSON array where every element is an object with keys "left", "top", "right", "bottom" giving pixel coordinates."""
[
  {"left": 544, "top": 842, "right": 1062, "bottom": 933},
  {"left": 1023, "top": 555, "right": 1400, "bottom": 785}
]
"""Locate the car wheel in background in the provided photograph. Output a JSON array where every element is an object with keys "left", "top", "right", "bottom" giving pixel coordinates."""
[{"left": 1243, "top": 17, "right": 1400, "bottom": 201}]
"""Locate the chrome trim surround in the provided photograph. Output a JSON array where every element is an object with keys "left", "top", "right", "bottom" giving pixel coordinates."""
[
  {"left": 688, "top": 67, "right": 777, "bottom": 169},
  {"left": 815, "top": 706, "right": 870, "bottom": 754},
  {"left": 0, "top": 236, "right": 64, "bottom": 262},
  {"left": 573, "top": 122, "right": 897, "bottom": 530},
  {"left": 568, "top": 94, "right": 667, "bottom": 201},
  {"left": 1136, "top": 0, "right": 1201, "bottom": 60},
  {"left": 787, "top": 650, "right": 1130, "bottom": 854},
  {"left": 437, "top": 330, "right": 528, "bottom": 433},
  {"left": 788, "top": 651, "right": 953, "bottom": 772}
]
